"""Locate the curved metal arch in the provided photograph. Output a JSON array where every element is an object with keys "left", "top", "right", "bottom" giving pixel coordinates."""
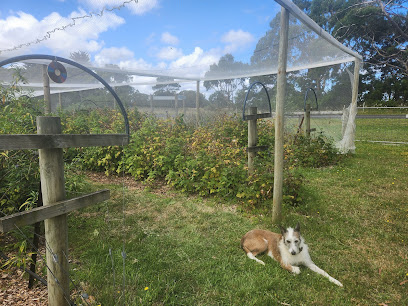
[
  {"left": 242, "top": 81, "right": 272, "bottom": 120},
  {"left": 303, "top": 87, "right": 318, "bottom": 112},
  {"left": 0, "top": 54, "right": 129, "bottom": 135}
]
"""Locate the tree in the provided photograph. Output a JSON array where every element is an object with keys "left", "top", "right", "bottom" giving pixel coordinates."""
[
  {"left": 178, "top": 90, "right": 208, "bottom": 108},
  {"left": 293, "top": 0, "right": 408, "bottom": 105},
  {"left": 204, "top": 54, "right": 247, "bottom": 105},
  {"left": 70, "top": 51, "right": 91, "bottom": 64},
  {"left": 209, "top": 91, "right": 231, "bottom": 108},
  {"left": 152, "top": 76, "right": 181, "bottom": 96}
]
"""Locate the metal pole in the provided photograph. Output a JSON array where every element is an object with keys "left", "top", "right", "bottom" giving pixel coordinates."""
[{"left": 272, "top": 6, "right": 289, "bottom": 223}]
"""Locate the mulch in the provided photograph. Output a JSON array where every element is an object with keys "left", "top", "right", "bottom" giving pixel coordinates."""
[{"left": 0, "top": 269, "right": 47, "bottom": 306}]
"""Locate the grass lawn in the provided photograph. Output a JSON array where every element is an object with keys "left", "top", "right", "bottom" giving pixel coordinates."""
[
  {"left": 68, "top": 141, "right": 408, "bottom": 305},
  {"left": 356, "top": 118, "right": 408, "bottom": 143}
]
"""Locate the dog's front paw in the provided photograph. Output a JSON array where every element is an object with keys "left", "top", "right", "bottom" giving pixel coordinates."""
[{"left": 291, "top": 266, "right": 300, "bottom": 274}]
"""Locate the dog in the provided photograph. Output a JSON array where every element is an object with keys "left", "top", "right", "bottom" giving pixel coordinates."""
[{"left": 241, "top": 223, "right": 343, "bottom": 287}]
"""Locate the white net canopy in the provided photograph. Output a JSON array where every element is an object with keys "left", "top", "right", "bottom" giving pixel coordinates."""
[{"left": 0, "top": 0, "right": 361, "bottom": 152}]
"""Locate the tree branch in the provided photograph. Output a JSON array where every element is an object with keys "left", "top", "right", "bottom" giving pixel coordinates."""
[{"left": 376, "top": 0, "right": 408, "bottom": 40}]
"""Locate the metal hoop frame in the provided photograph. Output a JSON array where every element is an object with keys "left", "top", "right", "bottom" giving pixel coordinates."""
[
  {"left": 0, "top": 54, "right": 130, "bottom": 135},
  {"left": 242, "top": 81, "right": 272, "bottom": 120}
]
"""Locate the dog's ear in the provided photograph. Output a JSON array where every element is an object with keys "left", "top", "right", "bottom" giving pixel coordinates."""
[
  {"left": 294, "top": 222, "right": 301, "bottom": 233},
  {"left": 280, "top": 225, "right": 287, "bottom": 236}
]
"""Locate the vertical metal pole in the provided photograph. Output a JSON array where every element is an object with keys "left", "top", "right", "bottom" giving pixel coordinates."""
[
  {"left": 37, "top": 117, "right": 69, "bottom": 306},
  {"left": 272, "top": 7, "right": 289, "bottom": 223},
  {"left": 248, "top": 107, "right": 257, "bottom": 174},
  {"left": 42, "top": 65, "right": 51, "bottom": 114},
  {"left": 196, "top": 81, "right": 200, "bottom": 126},
  {"left": 150, "top": 95, "right": 153, "bottom": 113}
]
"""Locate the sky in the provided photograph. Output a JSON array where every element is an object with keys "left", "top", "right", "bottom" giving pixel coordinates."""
[{"left": 0, "top": 0, "right": 281, "bottom": 80}]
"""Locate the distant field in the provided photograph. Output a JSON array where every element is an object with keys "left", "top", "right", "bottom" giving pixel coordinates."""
[
  {"left": 356, "top": 118, "right": 408, "bottom": 143},
  {"left": 136, "top": 106, "right": 407, "bottom": 144},
  {"left": 357, "top": 107, "right": 408, "bottom": 115}
]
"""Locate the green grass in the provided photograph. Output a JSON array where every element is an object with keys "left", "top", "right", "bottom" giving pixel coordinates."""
[
  {"left": 285, "top": 116, "right": 407, "bottom": 143},
  {"left": 356, "top": 118, "right": 408, "bottom": 143},
  {"left": 357, "top": 107, "right": 408, "bottom": 115},
  {"left": 68, "top": 141, "right": 408, "bottom": 305}
]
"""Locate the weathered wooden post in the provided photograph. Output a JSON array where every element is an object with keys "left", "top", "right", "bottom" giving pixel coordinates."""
[
  {"left": 37, "top": 116, "right": 69, "bottom": 306},
  {"left": 196, "top": 81, "right": 200, "bottom": 126},
  {"left": 247, "top": 107, "right": 258, "bottom": 174},
  {"left": 272, "top": 6, "right": 289, "bottom": 223},
  {"left": 175, "top": 94, "right": 179, "bottom": 116},
  {"left": 58, "top": 93, "right": 62, "bottom": 110},
  {"left": 182, "top": 95, "right": 185, "bottom": 115},
  {"left": 243, "top": 84, "right": 271, "bottom": 175},
  {"left": 42, "top": 65, "right": 51, "bottom": 114},
  {"left": 305, "top": 102, "right": 311, "bottom": 137}
]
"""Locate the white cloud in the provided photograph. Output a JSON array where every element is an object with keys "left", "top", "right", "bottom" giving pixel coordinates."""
[
  {"left": 118, "top": 58, "right": 153, "bottom": 71},
  {"left": 80, "top": 0, "right": 159, "bottom": 15},
  {"left": 157, "top": 46, "right": 183, "bottom": 61},
  {"left": 0, "top": 9, "right": 124, "bottom": 57},
  {"left": 94, "top": 46, "right": 134, "bottom": 66},
  {"left": 168, "top": 47, "right": 220, "bottom": 78},
  {"left": 161, "top": 32, "right": 179, "bottom": 45},
  {"left": 221, "top": 29, "right": 255, "bottom": 53}
]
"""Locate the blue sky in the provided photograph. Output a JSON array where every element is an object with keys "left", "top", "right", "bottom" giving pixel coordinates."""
[{"left": 0, "top": 0, "right": 281, "bottom": 78}]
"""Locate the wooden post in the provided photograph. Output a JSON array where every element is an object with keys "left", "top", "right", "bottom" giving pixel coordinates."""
[
  {"left": 248, "top": 107, "right": 257, "bottom": 174},
  {"left": 305, "top": 102, "right": 311, "bottom": 137},
  {"left": 150, "top": 95, "right": 153, "bottom": 113},
  {"left": 196, "top": 81, "right": 200, "bottom": 126},
  {"left": 175, "top": 94, "right": 179, "bottom": 117},
  {"left": 58, "top": 93, "right": 62, "bottom": 110},
  {"left": 112, "top": 87, "right": 116, "bottom": 110},
  {"left": 182, "top": 95, "right": 185, "bottom": 115},
  {"left": 37, "top": 117, "right": 70, "bottom": 306},
  {"left": 272, "top": 6, "right": 289, "bottom": 223},
  {"left": 42, "top": 65, "right": 51, "bottom": 114}
]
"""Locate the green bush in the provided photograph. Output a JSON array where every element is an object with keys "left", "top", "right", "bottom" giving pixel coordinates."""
[
  {"left": 0, "top": 84, "right": 90, "bottom": 215},
  {"left": 61, "top": 111, "right": 342, "bottom": 209}
]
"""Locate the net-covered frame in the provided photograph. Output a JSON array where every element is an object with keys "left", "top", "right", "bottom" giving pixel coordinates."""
[{"left": 0, "top": 0, "right": 362, "bottom": 221}]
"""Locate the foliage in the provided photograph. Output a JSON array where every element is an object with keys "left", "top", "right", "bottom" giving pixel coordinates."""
[
  {"left": 0, "top": 86, "right": 43, "bottom": 215},
  {"left": 1, "top": 240, "right": 34, "bottom": 271},
  {"left": 204, "top": 54, "right": 247, "bottom": 106},
  {"left": 293, "top": 0, "right": 408, "bottom": 106},
  {"left": 152, "top": 76, "right": 181, "bottom": 95},
  {"left": 0, "top": 82, "right": 94, "bottom": 216},
  {"left": 66, "top": 111, "right": 341, "bottom": 209},
  {"left": 285, "top": 134, "right": 343, "bottom": 168}
]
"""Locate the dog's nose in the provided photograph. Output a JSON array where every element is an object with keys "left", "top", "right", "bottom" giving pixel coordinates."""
[{"left": 291, "top": 251, "right": 296, "bottom": 255}]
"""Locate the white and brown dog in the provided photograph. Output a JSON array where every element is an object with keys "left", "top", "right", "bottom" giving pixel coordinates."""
[{"left": 241, "top": 223, "right": 343, "bottom": 287}]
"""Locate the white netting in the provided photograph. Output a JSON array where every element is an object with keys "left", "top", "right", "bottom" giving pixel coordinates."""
[{"left": 0, "top": 0, "right": 361, "bottom": 152}]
